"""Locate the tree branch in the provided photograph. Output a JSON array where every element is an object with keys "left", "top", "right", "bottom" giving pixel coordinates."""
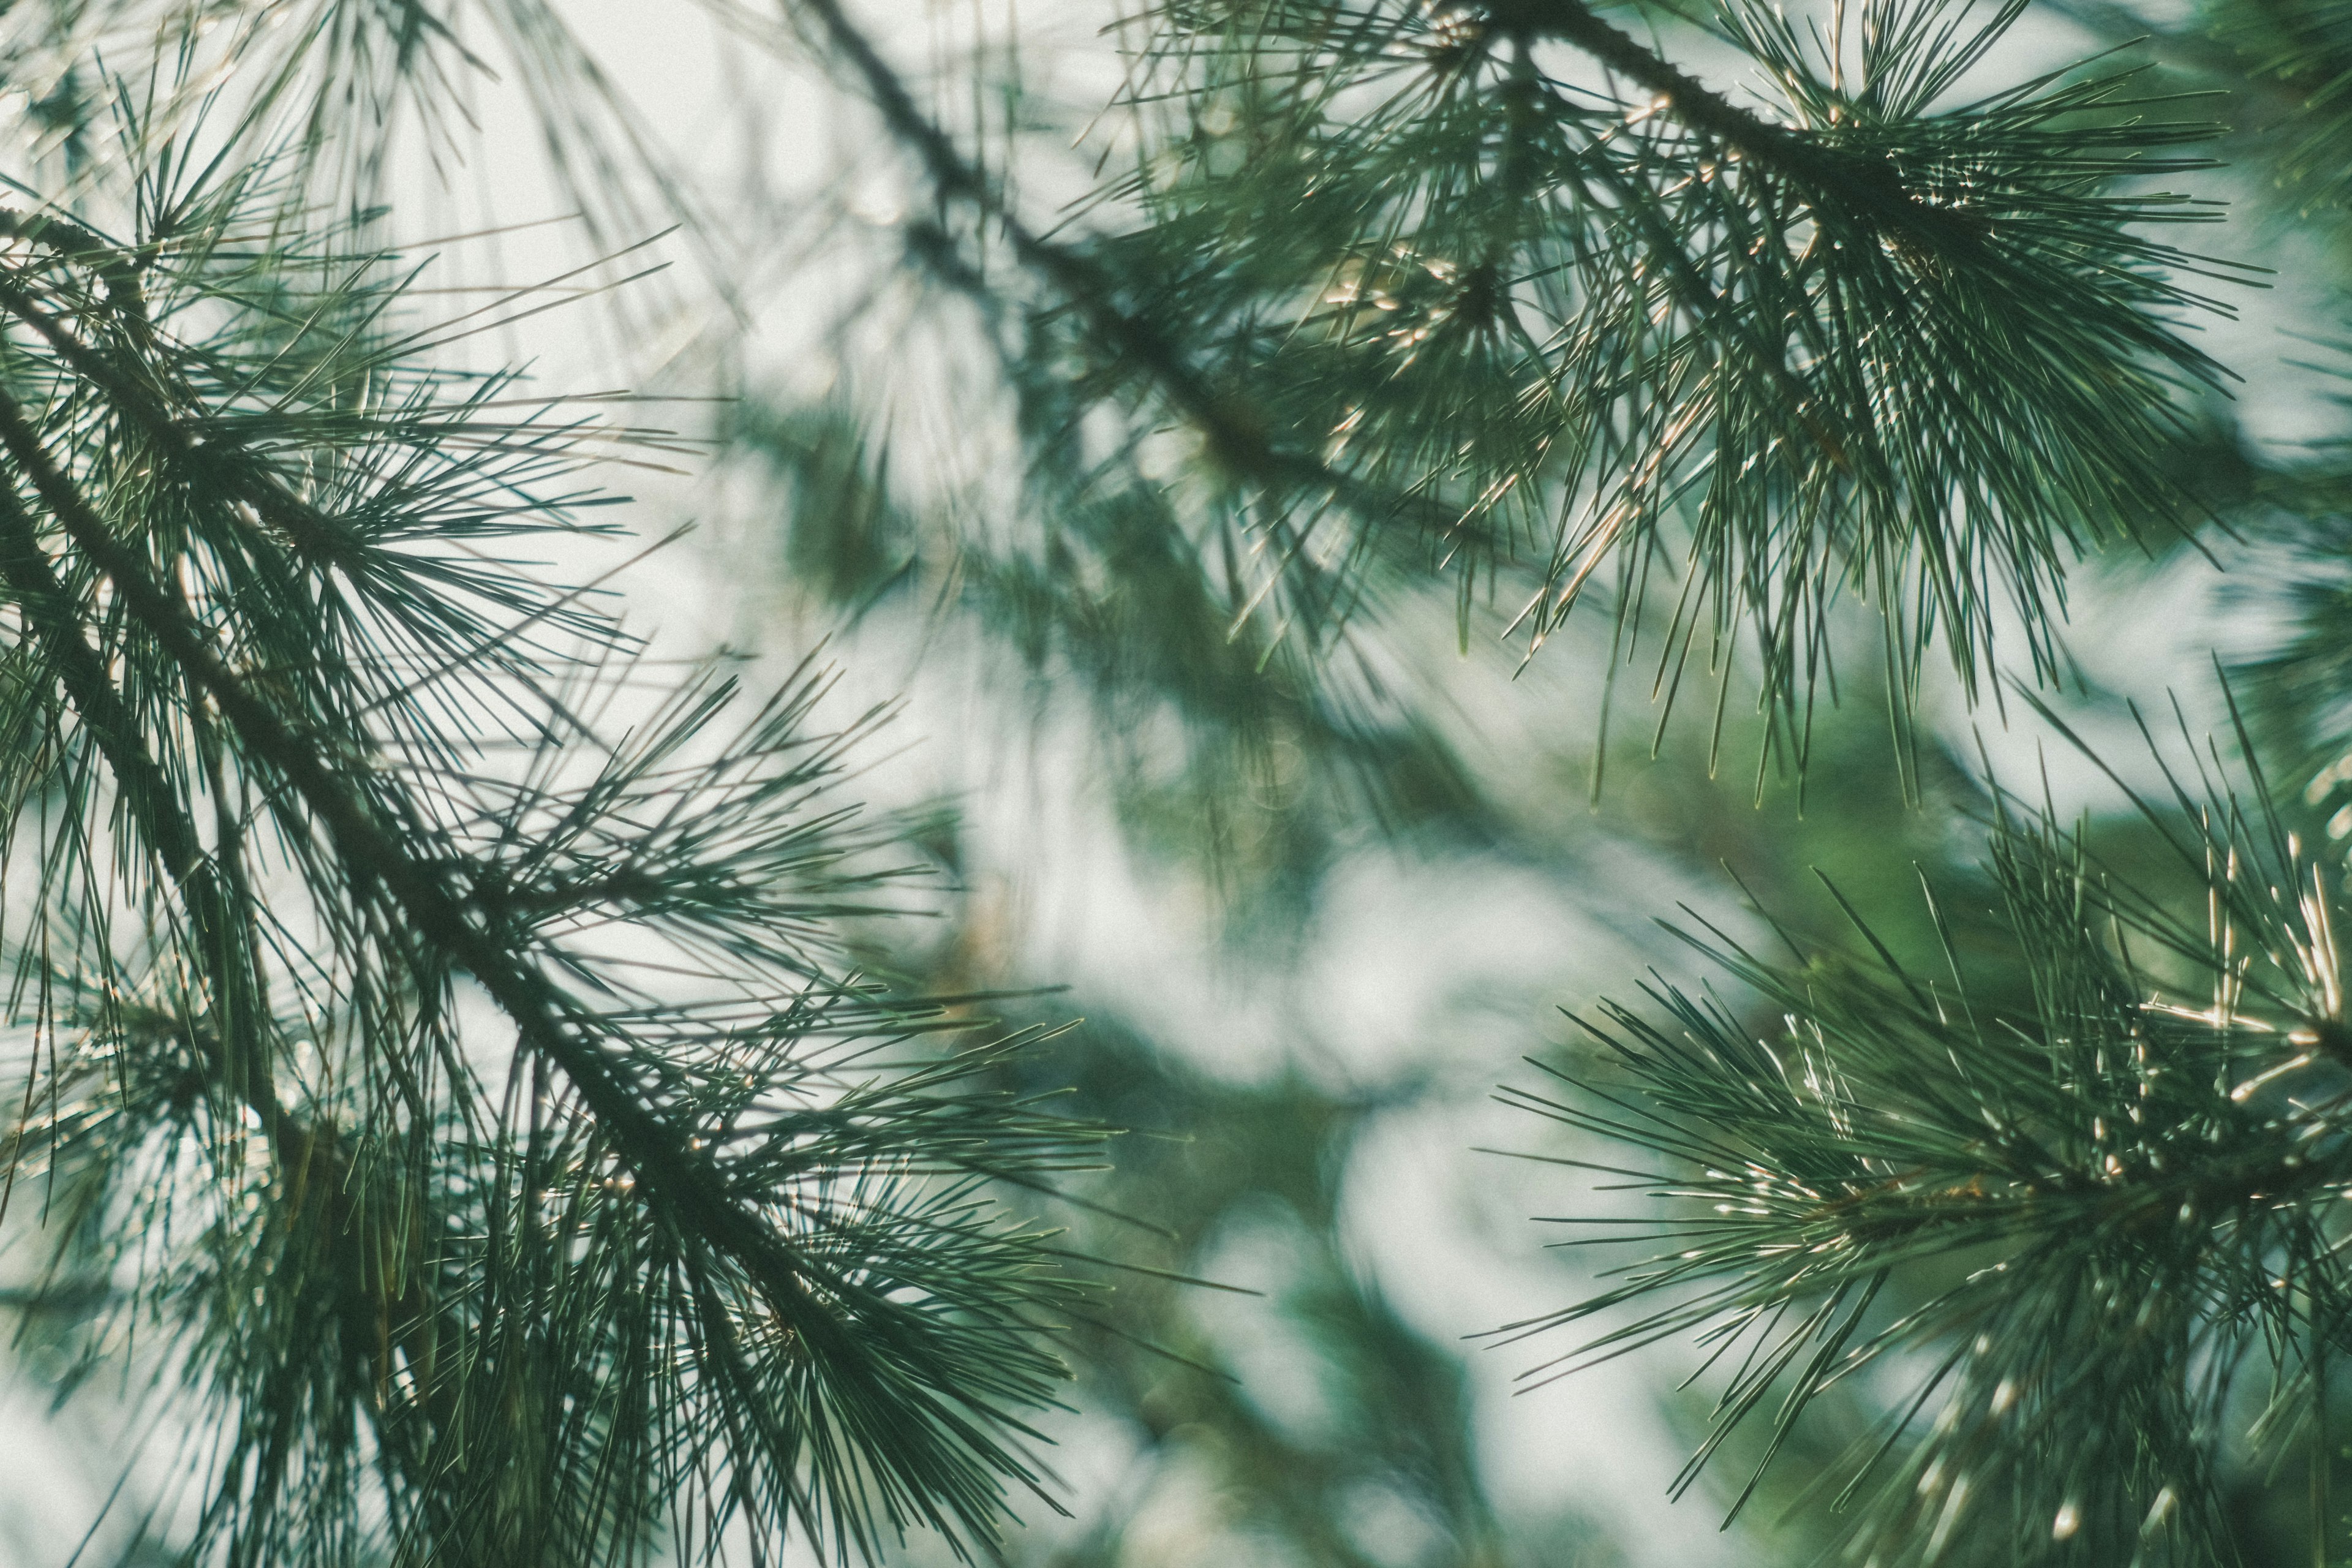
[
  {"left": 0, "top": 261, "right": 362, "bottom": 569},
  {"left": 0, "top": 475, "right": 280, "bottom": 1132},
  {"left": 1496, "top": 0, "right": 1993, "bottom": 244},
  {"left": 0, "top": 380, "right": 919, "bottom": 1396},
  {"left": 0, "top": 206, "right": 150, "bottom": 331},
  {"left": 780, "top": 0, "right": 1460, "bottom": 535},
  {"left": 0, "top": 449, "right": 472, "bottom": 1469}
]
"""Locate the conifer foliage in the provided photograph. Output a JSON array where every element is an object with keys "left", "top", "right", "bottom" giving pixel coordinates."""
[
  {"left": 1505, "top": 710, "right": 2352, "bottom": 1564},
  {"left": 5, "top": 0, "right": 2352, "bottom": 1564},
  {"left": 1091, "top": 0, "right": 2237, "bottom": 722},
  {"left": 0, "top": 20, "right": 1104, "bottom": 1567}
]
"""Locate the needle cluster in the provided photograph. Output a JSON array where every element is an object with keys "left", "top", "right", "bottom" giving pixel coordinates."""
[
  {"left": 0, "top": 106, "right": 1102, "bottom": 1568},
  {"left": 1507, "top": 712, "right": 2352, "bottom": 1563},
  {"left": 1050, "top": 0, "right": 2246, "bottom": 742}
]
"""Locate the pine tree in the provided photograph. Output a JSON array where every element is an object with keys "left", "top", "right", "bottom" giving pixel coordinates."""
[{"left": 10, "top": 0, "right": 2352, "bottom": 1564}]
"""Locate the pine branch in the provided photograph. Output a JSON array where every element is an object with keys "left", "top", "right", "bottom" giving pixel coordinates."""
[
  {"left": 0, "top": 393, "right": 477, "bottom": 1493},
  {"left": 777, "top": 0, "right": 1449, "bottom": 522},
  {"left": 1496, "top": 0, "right": 2018, "bottom": 246},
  {"left": 0, "top": 369, "right": 1064, "bottom": 1555},
  {"left": 0, "top": 206, "right": 149, "bottom": 325},
  {"left": 0, "top": 377, "right": 752, "bottom": 1302},
  {"left": 0, "top": 458, "right": 278, "bottom": 1129},
  {"left": 750, "top": 0, "right": 2247, "bottom": 758},
  {"left": 1509, "top": 716, "right": 2352, "bottom": 1563},
  {"left": 0, "top": 251, "right": 360, "bottom": 568},
  {"left": 0, "top": 123, "right": 1106, "bottom": 1564}
]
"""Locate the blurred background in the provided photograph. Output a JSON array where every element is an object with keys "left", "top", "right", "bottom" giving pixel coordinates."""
[{"left": 1, "top": 0, "right": 2346, "bottom": 1561}]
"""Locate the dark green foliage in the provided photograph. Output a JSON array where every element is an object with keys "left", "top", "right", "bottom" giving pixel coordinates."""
[
  {"left": 15, "top": 0, "right": 2352, "bottom": 1562},
  {"left": 1505, "top": 709, "right": 2352, "bottom": 1562},
  {"left": 833, "top": 0, "right": 2245, "bottom": 761},
  {"left": 0, "top": 105, "right": 1106, "bottom": 1566},
  {"left": 1117, "top": 0, "right": 2234, "bottom": 712}
]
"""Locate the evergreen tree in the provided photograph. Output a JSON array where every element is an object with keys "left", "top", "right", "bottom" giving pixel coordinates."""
[{"left": 10, "top": 0, "right": 2352, "bottom": 1564}]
